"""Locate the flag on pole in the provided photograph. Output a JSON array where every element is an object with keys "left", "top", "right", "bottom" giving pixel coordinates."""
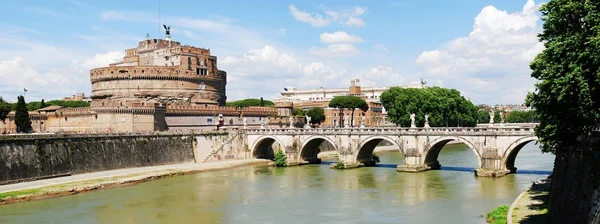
[{"left": 23, "top": 88, "right": 28, "bottom": 92}]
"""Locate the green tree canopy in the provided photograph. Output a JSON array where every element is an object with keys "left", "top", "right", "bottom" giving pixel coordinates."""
[
  {"left": 306, "top": 107, "right": 326, "bottom": 125},
  {"left": 380, "top": 87, "right": 478, "bottom": 127},
  {"left": 477, "top": 110, "right": 490, "bottom": 124},
  {"left": 528, "top": 0, "right": 600, "bottom": 153},
  {"left": 0, "top": 97, "right": 10, "bottom": 121},
  {"left": 292, "top": 107, "right": 305, "bottom": 116},
  {"left": 226, "top": 98, "right": 274, "bottom": 108},
  {"left": 14, "top": 95, "right": 32, "bottom": 133},
  {"left": 505, "top": 111, "right": 538, "bottom": 123},
  {"left": 328, "top": 95, "right": 368, "bottom": 127}
]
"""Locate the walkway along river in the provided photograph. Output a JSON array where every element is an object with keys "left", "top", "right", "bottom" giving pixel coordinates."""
[{"left": 0, "top": 143, "right": 553, "bottom": 223}]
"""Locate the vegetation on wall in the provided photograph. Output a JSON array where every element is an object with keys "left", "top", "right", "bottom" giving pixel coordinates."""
[
  {"left": 226, "top": 98, "right": 274, "bottom": 108},
  {"left": 380, "top": 87, "right": 478, "bottom": 127},
  {"left": 486, "top": 205, "right": 508, "bottom": 224},
  {"left": 527, "top": 0, "right": 600, "bottom": 153},
  {"left": 306, "top": 107, "right": 326, "bottom": 124},
  {"left": 328, "top": 96, "right": 368, "bottom": 127},
  {"left": 274, "top": 149, "right": 287, "bottom": 167},
  {"left": 24, "top": 100, "right": 90, "bottom": 111}
]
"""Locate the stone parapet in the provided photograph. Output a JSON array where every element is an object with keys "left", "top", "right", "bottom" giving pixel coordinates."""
[
  {"left": 92, "top": 106, "right": 163, "bottom": 115},
  {"left": 245, "top": 127, "right": 536, "bottom": 136},
  {"left": 166, "top": 105, "right": 276, "bottom": 117}
]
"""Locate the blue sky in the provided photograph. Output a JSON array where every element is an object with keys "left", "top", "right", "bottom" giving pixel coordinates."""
[{"left": 0, "top": 0, "right": 544, "bottom": 105}]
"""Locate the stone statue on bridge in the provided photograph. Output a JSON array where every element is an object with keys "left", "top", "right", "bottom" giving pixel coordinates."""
[
  {"left": 360, "top": 114, "right": 366, "bottom": 128},
  {"left": 289, "top": 117, "right": 294, "bottom": 128},
  {"left": 260, "top": 118, "right": 266, "bottom": 129},
  {"left": 410, "top": 113, "right": 416, "bottom": 128},
  {"left": 489, "top": 109, "right": 495, "bottom": 124},
  {"left": 424, "top": 114, "right": 430, "bottom": 128},
  {"left": 304, "top": 115, "right": 311, "bottom": 129},
  {"left": 243, "top": 118, "right": 248, "bottom": 129},
  {"left": 344, "top": 115, "right": 350, "bottom": 128},
  {"left": 500, "top": 111, "right": 505, "bottom": 124}
]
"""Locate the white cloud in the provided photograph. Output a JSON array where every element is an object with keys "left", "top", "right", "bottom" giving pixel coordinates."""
[
  {"left": 360, "top": 64, "right": 405, "bottom": 87},
  {"left": 309, "top": 44, "right": 359, "bottom": 57},
  {"left": 220, "top": 46, "right": 346, "bottom": 100},
  {"left": 372, "top": 44, "right": 389, "bottom": 52},
  {"left": 76, "top": 51, "right": 124, "bottom": 71},
  {"left": 288, "top": 5, "right": 331, "bottom": 27},
  {"left": 0, "top": 51, "right": 124, "bottom": 102},
  {"left": 345, "top": 17, "right": 366, "bottom": 27},
  {"left": 415, "top": 0, "right": 543, "bottom": 104},
  {"left": 320, "top": 31, "right": 363, "bottom": 44},
  {"left": 289, "top": 5, "right": 367, "bottom": 27}
]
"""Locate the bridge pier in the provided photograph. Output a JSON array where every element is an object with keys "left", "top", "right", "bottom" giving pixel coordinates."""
[{"left": 474, "top": 155, "right": 511, "bottom": 177}]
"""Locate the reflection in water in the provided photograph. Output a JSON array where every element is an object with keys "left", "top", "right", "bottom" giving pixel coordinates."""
[{"left": 0, "top": 142, "right": 554, "bottom": 224}]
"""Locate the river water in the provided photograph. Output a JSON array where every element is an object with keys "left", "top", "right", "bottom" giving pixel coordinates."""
[{"left": 0, "top": 143, "right": 553, "bottom": 224}]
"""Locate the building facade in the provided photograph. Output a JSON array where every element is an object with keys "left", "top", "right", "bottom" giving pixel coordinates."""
[{"left": 275, "top": 79, "right": 419, "bottom": 127}]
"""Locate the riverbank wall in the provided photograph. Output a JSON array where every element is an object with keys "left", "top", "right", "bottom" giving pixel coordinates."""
[
  {"left": 548, "top": 132, "right": 600, "bottom": 223},
  {"left": 0, "top": 131, "right": 245, "bottom": 185}
]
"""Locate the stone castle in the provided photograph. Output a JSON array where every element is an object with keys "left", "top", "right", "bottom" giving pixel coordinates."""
[
  {"left": 1, "top": 36, "right": 279, "bottom": 133},
  {"left": 92, "top": 38, "right": 227, "bottom": 107}
]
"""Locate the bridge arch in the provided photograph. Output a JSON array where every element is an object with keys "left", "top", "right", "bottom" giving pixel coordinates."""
[
  {"left": 502, "top": 136, "right": 538, "bottom": 173},
  {"left": 356, "top": 136, "right": 403, "bottom": 165},
  {"left": 299, "top": 136, "right": 337, "bottom": 164},
  {"left": 423, "top": 136, "right": 482, "bottom": 169},
  {"left": 250, "top": 135, "right": 285, "bottom": 160}
]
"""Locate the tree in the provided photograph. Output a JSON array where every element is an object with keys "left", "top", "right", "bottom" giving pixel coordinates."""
[
  {"left": 380, "top": 87, "right": 478, "bottom": 127},
  {"left": 226, "top": 98, "right": 274, "bottom": 108},
  {"left": 477, "top": 110, "right": 490, "bottom": 124},
  {"left": 40, "top": 99, "right": 46, "bottom": 109},
  {"left": 0, "top": 97, "right": 11, "bottom": 121},
  {"left": 14, "top": 95, "right": 32, "bottom": 133},
  {"left": 274, "top": 149, "right": 287, "bottom": 167},
  {"left": 328, "top": 96, "right": 368, "bottom": 127},
  {"left": 505, "top": 111, "right": 538, "bottom": 123},
  {"left": 528, "top": 0, "right": 600, "bottom": 154},
  {"left": 306, "top": 107, "right": 326, "bottom": 125},
  {"left": 259, "top": 97, "right": 264, "bottom": 106},
  {"left": 292, "top": 107, "right": 304, "bottom": 116}
]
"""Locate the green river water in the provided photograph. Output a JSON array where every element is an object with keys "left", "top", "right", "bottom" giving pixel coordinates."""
[{"left": 0, "top": 143, "right": 554, "bottom": 224}]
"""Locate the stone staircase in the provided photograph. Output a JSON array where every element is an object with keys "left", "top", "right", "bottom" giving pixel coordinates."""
[{"left": 201, "top": 132, "right": 239, "bottom": 162}]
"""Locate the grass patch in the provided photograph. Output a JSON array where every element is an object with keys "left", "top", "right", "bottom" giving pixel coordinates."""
[
  {"left": 0, "top": 188, "right": 44, "bottom": 200},
  {"left": 0, "top": 169, "right": 187, "bottom": 200},
  {"left": 486, "top": 205, "right": 509, "bottom": 224},
  {"left": 333, "top": 161, "right": 345, "bottom": 169}
]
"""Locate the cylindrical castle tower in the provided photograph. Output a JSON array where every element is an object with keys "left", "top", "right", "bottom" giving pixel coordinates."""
[{"left": 90, "top": 38, "right": 227, "bottom": 107}]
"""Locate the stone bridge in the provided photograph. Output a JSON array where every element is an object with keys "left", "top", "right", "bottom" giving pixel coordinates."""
[{"left": 245, "top": 126, "right": 539, "bottom": 177}]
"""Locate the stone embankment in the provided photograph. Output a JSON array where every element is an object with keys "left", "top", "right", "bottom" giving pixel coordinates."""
[
  {"left": 507, "top": 180, "right": 550, "bottom": 223},
  {"left": 0, "top": 131, "right": 248, "bottom": 185},
  {"left": 0, "top": 159, "right": 270, "bottom": 205}
]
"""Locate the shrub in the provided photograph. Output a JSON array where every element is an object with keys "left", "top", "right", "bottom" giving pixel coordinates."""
[
  {"left": 372, "top": 154, "right": 380, "bottom": 163},
  {"left": 274, "top": 149, "right": 287, "bottom": 167},
  {"left": 334, "top": 161, "right": 345, "bottom": 169},
  {"left": 486, "top": 205, "right": 508, "bottom": 224}
]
